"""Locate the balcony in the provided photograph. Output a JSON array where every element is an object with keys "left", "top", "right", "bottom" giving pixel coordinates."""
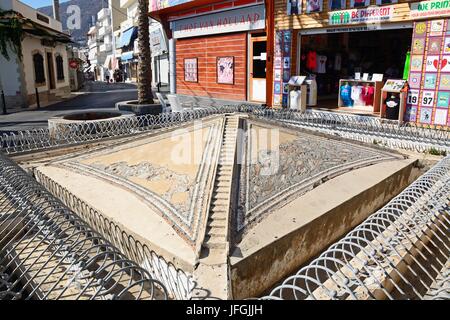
[
  {"left": 98, "top": 25, "right": 112, "bottom": 38},
  {"left": 88, "top": 38, "right": 98, "bottom": 49},
  {"left": 99, "top": 43, "right": 112, "bottom": 53},
  {"left": 97, "top": 8, "right": 111, "bottom": 21}
]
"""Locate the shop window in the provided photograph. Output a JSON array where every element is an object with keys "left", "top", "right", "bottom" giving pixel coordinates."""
[
  {"left": 56, "top": 55, "right": 64, "bottom": 80},
  {"left": 33, "top": 53, "right": 45, "bottom": 84}
]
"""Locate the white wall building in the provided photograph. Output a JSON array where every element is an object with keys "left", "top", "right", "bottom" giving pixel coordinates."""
[
  {"left": 116, "top": 0, "right": 169, "bottom": 87},
  {"left": 96, "top": 1, "right": 126, "bottom": 82},
  {"left": 0, "top": 0, "right": 71, "bottom": 109}
]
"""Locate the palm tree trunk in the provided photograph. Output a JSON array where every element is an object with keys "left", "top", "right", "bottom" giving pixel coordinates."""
[{"left": 137, "top": 0, "right": 154, "bottom": 104}]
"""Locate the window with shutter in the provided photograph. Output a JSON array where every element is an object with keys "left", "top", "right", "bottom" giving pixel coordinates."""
[
  {"left": 56, "top": 55, "right": 64, "bottom": 80},
  {"left": 33, "top": 53, "right": 45, "bottom": 84}
]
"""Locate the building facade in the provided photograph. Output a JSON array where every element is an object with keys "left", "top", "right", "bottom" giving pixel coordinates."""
[
  {"left": 149, "top": 0, "right": 267, "bottom": 105},
  {"left": 271, "top": 0, "right": 450, "bottom": 128},
  {"left": 116, "top": 0, "right": 169, "bottom": 86},
  {"left": 0, "top": 0, "right": 71, "bottom": 109}
]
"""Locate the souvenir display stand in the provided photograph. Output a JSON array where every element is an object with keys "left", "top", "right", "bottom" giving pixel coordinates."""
[
  {"left": 380, "top": 79, "right": 408, "bottom": 125},
  {"left": 288, "top": 76, "right": 307, "bottom": 112},
  {"left": 337, "top": 79, "right": 383, "bottom": 113}
]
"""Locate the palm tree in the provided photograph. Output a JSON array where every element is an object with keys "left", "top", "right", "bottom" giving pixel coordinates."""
[{"left": 137, "top": 0, "right": 154, "bottom": 104}]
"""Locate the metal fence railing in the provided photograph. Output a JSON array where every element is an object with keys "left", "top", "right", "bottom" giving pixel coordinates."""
[
  {"left": 0, "top": 152, "right": 168, "bottom": 300},
  {"left": 34, "top": 170, "right": 195, "bottom": 300},
  {"left": 262, "top": 155, "right": 450, "bottom": 300},
  {"left": 250, "top": 109, "right": 450, "bottom": 154},
  {"left": 2, "top": 106, "right": 449, "bottom": 155}
]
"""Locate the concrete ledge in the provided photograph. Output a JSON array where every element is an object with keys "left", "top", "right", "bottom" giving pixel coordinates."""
[
  {"left": 116, "top": 100, "right": 162, "bottom": 116},
  {"left": 176, "top": 94, "right": 263, "bottom": 108},
  {"left": 229, "top": 158, "right": 422, "bottom": 299}
]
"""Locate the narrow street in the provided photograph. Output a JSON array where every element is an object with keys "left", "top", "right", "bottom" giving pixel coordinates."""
[{"left": 0, "top": 82, "right": 140, "bottom": 132}]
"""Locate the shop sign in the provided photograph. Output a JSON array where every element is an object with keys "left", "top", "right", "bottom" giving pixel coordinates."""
[
  {"left": 410, "top": 0, "right": 450, "bottom": 19},
  {"left": 328, "top": 5, "right": 393, "bottom": 25},
  {"left": 69, "top": 59, "right": 78, "bottom": 69},
  {"left": 150, "top": 26, "right": 168, "bottom": 56},
  {"left": 171, "top": 5, "right": 265, "bottom": 39}
]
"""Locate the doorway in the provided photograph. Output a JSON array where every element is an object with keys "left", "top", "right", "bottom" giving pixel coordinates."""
[
  {"left": 249, "top": 35, "right": 267, "bottom": 102},
  {"left": 46, "top": 52, "right": 56, "bottom": 90},
  {"left": 298, "top": 28, "right": 412, "bottom": 109}
]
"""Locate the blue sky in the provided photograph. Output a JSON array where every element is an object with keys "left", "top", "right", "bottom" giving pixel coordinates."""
[{"left": 21, "top": 0, "right": 70, "bottom": 9}]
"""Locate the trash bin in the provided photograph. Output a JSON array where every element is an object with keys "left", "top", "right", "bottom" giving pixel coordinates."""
[{"left": 306, "top": 79, "right": 317, "bottom": 106}]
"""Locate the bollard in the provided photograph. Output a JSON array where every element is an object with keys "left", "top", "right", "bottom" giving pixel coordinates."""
[
  {"left": 35, "top": 87, "right": 40, "bottom": 109},
  {"left": 1, "top": 90, "right": 6, "bottom": 115}
]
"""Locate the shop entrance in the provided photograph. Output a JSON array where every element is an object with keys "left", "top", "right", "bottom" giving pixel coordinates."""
[
  {"left": 299, "top": 27, "right": 412, "bottom": 113},
  {"left": 249, "top": 35, "right": 267, "bottom": 102}
]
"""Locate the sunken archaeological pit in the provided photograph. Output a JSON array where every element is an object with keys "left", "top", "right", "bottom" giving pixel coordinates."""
[{"left": 1, "top": 108, "right": 449, "bottom": 300}]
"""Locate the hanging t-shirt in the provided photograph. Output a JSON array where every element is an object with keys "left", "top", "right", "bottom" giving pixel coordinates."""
[
  {"left": 340, "top": 84, "right": 353, "bottom": 107},
  {"left": 351, "top": 85, "right": 364, "bottom": 106},
  {"left": 362, "top": 85, "right": 375, "bottom": 106},
  {"left": 330, "top": 0, "right": 343, "bottom": 10},
  {"left": 334, "top": 54, "right": 342, "bottom": 71},
  {"left": 353, "top": 0, "right": 366, "bottom": 8},
  {"left": 403, "top": 51, "right": 411, "bottom": 80},
  {"left": 316, "top": 55, "right": 327, "bottom": 73},
  {"left": 306, "top": 51, "right": 317, "bottom": 71}
]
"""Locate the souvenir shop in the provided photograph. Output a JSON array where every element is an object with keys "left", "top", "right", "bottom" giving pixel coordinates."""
[
  {"left": 298, "top": 26, "right": 412, "bottom": 112},
  {"left": 149, "top": 0, "right": 267, "bottom": 103},
  {"left": 272, "top": 0, "right": 450, "bottom": 127}
]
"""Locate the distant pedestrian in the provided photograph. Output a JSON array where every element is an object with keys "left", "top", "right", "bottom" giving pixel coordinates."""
[{"left": 104, "top": 69, "right": 110, "bottom": 84}]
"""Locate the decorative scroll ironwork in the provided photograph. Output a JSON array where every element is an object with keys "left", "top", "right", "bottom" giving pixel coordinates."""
[
  {"left": 262, "top": 155, "right": 450, "bottom": 300},
  {"left": 0, "top": 152, "right": 168, "bottom": 300},
  {"left": 2, "top": 107, "right": 449, "bottom": 155},
  {"left": 34, "top": 171, "right": 195, "bottom": 300}
]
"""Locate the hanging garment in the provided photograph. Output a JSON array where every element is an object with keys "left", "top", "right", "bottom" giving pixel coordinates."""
[
  {"left": 403, "top": 51, "right": 411, "bottom": 80},
  {"left": 351, "top": 85, "right": 364, "bottom": 106},
  {"left": 306, "top": 51, "right": 317, "bottom": 71},
  {"left": 362, "top": 85, "right": 375, "bottom": 106},
  {"left": 353, "top": 0, "right": 366, "bottom": 8},
  {"left": 340, "top": 84, "right": 353, "bottom": 107},
  {"left": 334, "top": 53, "right": 342, "bottom": 71},
  {"left": 330, "top": 0, "right": 343, "bottom": 10},
  {"left": 316, "top": 55, "right": 327, "bottom": 73}
]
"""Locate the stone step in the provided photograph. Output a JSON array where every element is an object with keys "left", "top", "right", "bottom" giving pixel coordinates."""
[
  {"left": 213, "top": 186, "right": 229, "bottom": 193},
  {"left": 208, "top": 218, "right": 227, "bottom": 228},
  {"left": 211, "top": 199, "right": 229, "bottom": 206},
  {"left": 209, "top": 212, "right": 227, "bottom": 221},
  {"left": 216, "top": 181, "right": 231, "bottom": 188},
  {"left": 212, "top": 192, "right": 228, "bottom": 200},
  {"left": 216, "top": 176, "right": 231, "bottom": 182},
  {"left": 210, "top": 204, "right": 228, "bottom": 213},
  {"left": 199, "top": 248, "right": 227, "bottom": 265},
  {"left": 203, "top": 235, "right": 226, "bottom": 249},
  {"left": 206, "top": 226, "right": 226, "bottom": 236}
]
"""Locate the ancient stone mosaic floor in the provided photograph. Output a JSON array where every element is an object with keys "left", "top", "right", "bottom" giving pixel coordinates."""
[{"left": 32, "top": 114, "right": 403, "bottom": 276}]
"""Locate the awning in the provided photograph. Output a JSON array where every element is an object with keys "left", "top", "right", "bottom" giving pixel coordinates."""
[
  {"left": 121, "top": 51, "right": 134, "bottom": 62},
  {"left": 119, "top": 27, "right": 138, "bottom": 48}
]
